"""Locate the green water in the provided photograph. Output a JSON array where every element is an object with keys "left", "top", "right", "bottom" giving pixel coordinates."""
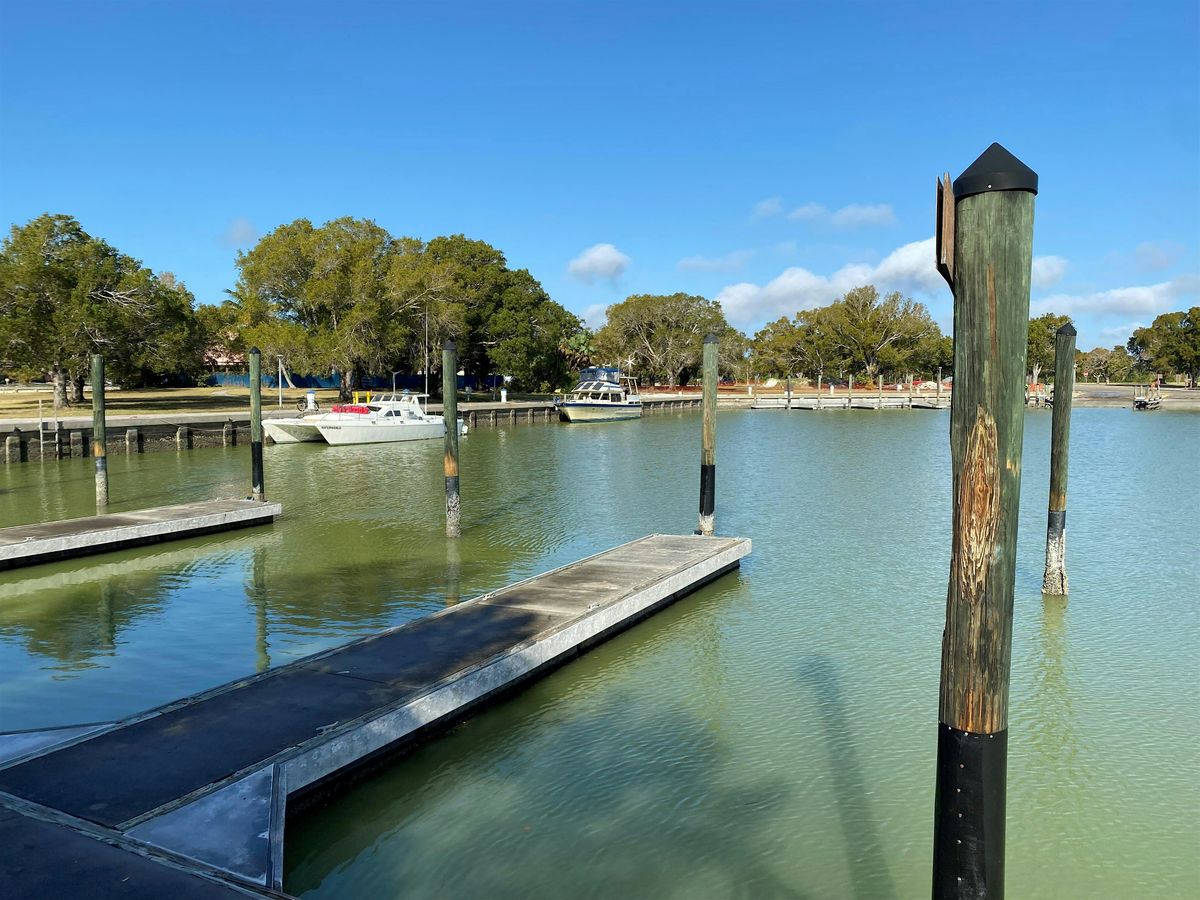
[{"left": 1, "top": 409, "right": 1197, "bottom": 898}]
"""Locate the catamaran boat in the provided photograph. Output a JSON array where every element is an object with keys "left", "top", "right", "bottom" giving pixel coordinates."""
[
  {"left": 262, "top": 393, "right": 465, "bottom": 445},
  {"left": 555, "top": 368, "right": 642, "bottom": 422}
]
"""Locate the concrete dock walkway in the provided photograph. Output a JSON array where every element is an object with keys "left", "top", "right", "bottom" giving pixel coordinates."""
[
  {"left": 0, "top": 533, "right": 749, "bottom": 896},
  {"left": 0, "top": 499, "right": 282, "bottom": 571}
]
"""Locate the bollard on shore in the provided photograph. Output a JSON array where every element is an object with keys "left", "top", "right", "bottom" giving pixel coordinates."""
[
  {"left": 443, "top": 341, "right": 461, "bottom": 538},
  {"left": 249, "top": 348, "right": 264, "bottom": 502},
  {"left": 697, "top": 333, "right": 718, "bottom": 536},
  {"left": 932, "top": 143, "right": 1037, "bottom": 899},
  {"left": 1041, "top": 323, "right": 1076, "bottom": 595},
  {"left": 91, "top": 354, "right": 108, "bottom": 507}
]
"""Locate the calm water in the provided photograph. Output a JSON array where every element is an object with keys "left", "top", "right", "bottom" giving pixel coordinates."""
[{"left": 1, "top": 409, "right": 1197, "bottom": 898}]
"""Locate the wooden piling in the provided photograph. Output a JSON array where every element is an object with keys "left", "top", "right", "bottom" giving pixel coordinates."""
[
  {"left": 933, "top": 143, "right": 1037, "bottom": 899},
  {"left": 443, "top": 341, "right": 461, "bottom": 537},
  {"left": 90, "top": 355, "right": 109, "bottom": 506},
  {"left": 937, "top": 366, "right": 943, "bottom": 405},
  {"left": 878, "top": 374, "right": 884, "bottom": 409},
  {"left": 785, "top": 376, "right": 792, "bottom": 411},
  {"left": 1041, "top": 323, "right": 1076, "bottom": 595},
  {"left": 848, "top": 374, "right": 854, "bottom": 408},
  {"left": 249, "top": 348, "right": 264, "bottom": 502},
  {"left": 697, "top": 333, "right": 718, "bottom": 536}
]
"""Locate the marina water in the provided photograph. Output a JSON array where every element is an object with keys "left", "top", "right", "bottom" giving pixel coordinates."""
[{"left": 1, "top": 409, "right": 1196, "bottom": 898}]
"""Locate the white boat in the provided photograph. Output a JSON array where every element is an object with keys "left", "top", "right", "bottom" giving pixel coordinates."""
[
  {"left": 555, "top": 372, "right": 642, "bottom": 422},
  {"left": 263, "top": 393, "right": 465, "bottom": 445}
]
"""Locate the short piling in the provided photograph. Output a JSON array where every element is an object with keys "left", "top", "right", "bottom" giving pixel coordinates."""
[
  {"left": 697, "top": 333, "right": 717, "bottom": 536},
  {"left": 249, "top": 348, "right": 264, "bottom": 502},
  {"left": 933, "top": 142, "right": 1037, "bottom": 899},
  {"left": 877, "top": 374, "right": 884, "bottom": 409},
  {"left": 785, "top": 376, "right": 792, "bottom": 411},
  {"left": 1041, "top": 323, "right": 1076, "bottom": 595},
  {"left": 91, "top": 354, "right": 109, "bottom": 506},
  {"left": 443, "top": 341, "right": 461, "bottom": 537}
]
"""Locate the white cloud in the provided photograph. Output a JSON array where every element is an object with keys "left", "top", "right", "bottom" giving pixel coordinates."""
[
  {"left": 787, "top": 202, "right": 827, "bottom": 222},
  {"left": 582, "top": 303, "right": 609, "bottom": 328},
  {"left": 677, "top": 249, "right": 754, "bottom": 272},
  {"left": 1134, "top": 240, "right": 1183, "bottom": 272},
  {"left": 1031, "top": 255, "right": 1068, "bottom": 289},
  {"left": 567, "top": 243, "right": 630, "bottom": 283},
  {"left": 715, "top": 237, "right": 943, "bottom": 326},
  {"left": 752, "top": 197, "right": 783, "bottom": 220},
  {"left": 1033, "top": 274, "right": 1200, "bottom": 317},
  {"left": 786, "top": 202, "right": 896, "bottom": 228},
  {"left": 1099, "top": 321, "right": 1145, "bottom": 342},
  {"left": 218, "top": 217, "right": 257, "bottom": 249},
  {"left": 830, "top": 203, "right": 897, "bottom": 228}
]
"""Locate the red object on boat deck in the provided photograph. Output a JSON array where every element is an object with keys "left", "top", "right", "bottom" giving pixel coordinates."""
[{"left": 331, "top": 404, "right": 371, "bottom": 414}]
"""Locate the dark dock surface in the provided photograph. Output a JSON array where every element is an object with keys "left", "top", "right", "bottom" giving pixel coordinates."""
[
  {"left": 0, "top": 499, "right": 282, "bottom": 570},
  {"left": 0, "top": 533, "right": 749, "bottom": 896}
]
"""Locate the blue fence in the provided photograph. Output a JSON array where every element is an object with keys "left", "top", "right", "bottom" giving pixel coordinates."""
[{"left": 204, "top": 372, "right": 503, "bottom": 390}]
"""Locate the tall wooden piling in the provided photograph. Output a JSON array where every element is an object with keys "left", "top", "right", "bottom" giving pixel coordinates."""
[
  {"left": 785, "top": 377, "right": 792, "bottom": 411},
  {"left": 933, "top": 143, "right": 1037, "bottom": 899},
  {"left": 1041, "top": 323, "right": 1076, "bottom": 595},
  {"left": 443, "top": 341, "right": 461, "bottom": 537},
  {"left": 697, "top": 333, "right": 718, "bottom": 536},
  {"left": 878, "top": 374, "right": 884, "bottom": 409},
  {"left": 91, "top": 354, "right": 108, "bottom": 507},
  {"left": 249, "top": 348, "right": 264, "bottom": 502}
]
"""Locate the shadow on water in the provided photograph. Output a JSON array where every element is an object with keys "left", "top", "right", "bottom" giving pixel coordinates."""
[
  {"left": 286, "top": 689, "right": 813, "bottom": 900},
  {"left": 796, "top": 655, "right": 899, "bottom": 900}
]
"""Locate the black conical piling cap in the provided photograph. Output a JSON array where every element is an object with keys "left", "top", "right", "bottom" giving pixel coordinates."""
[
  {"left": 953, "top": 143, "right": 1038, "bottom": 199},
  {"left": 1057, "top": 322, "right": 1076, "bottom": 336},
  {"left": 704, "top": 333, "right": 719, "bottom": 344}
]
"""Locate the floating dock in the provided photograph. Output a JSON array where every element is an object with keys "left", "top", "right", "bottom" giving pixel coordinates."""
[
  {"left": 0, "top": 499, "right": 282, "bottom": 571},
  {"left": 0, "top": 533, "right": 749, "bottom": 897},
  {"left": 751, "top": 396, "right": 949, "bottom": 410}
]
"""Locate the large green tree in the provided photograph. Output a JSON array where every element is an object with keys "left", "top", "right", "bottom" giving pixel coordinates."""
[
  {"left": 824, "top": 285, "right": 938, "bottom": 380},
  {"left": 1128, "top": 308, "right": 1200, "bottom": 387},
  {"left": 1027, "top": 312, "right": 1072, "bottom": 386},
  {"left": 595, "top": 293, "right": 730, "bottom": 386},
  {"left": 0, "top": 214, "right": 204, "bottom": 405}
]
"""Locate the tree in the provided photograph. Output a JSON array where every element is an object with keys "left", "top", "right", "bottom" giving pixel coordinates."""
[
  {"left": 1128, "top": 308, "right": 1200, "bottom": 387},
  {"left": 824, "top": 285, "right": 937, "bottom": 380},
  {"left": 1081, "top": 345, "right": 1133, "bottom": 383},
  {"left": 233, "top": 217, "right": 408, "bottom": 399},
  {"left": 1027, "top": 313, "right": 1071, "bottom": 386},
  {"left": 0, "top": 214, "right": 204, "bottom": 405},
  {"left": 594, "top": 293, "right": 729, "bottom": 386},
  {"left": 485, "top": 268, "right": 581, "bottom": 391}
]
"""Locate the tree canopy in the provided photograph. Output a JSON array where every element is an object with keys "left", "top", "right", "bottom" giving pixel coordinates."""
[
  {"left": 230, "top": 221, "right": 584, "bottom": 398},
  {"left": 594, "top": 293, "right": 732, "bottom": 386},
  {"left": 1128, "top": 308, "right": 1200, "bottom": 387},
  {"left": 0, "top": 214, "right": 205, "bottom": 405},
  {"left": 748, "top": 285, "right": 945, "bottom": 382}
]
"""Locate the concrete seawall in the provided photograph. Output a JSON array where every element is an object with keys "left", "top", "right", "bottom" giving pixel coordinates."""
[{"left": 1, "top": 396, "right": 746, "bottom": 466}]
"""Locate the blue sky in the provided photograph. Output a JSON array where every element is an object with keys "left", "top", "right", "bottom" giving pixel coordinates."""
[{"left": 2, "top": 0, "right": 1197, "bottom": 350}]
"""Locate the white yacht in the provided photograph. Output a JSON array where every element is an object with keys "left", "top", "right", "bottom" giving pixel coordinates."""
[
  {"left": 262, "top": 393, "right": 465, "bottom": 445},
  {"left": 556, "top": 369, "right": 642, "bottom": 422}
]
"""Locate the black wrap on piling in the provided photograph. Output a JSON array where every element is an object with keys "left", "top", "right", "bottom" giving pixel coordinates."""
[{"left": 933, "top": 724, "right": 1008, "bottom": 899}]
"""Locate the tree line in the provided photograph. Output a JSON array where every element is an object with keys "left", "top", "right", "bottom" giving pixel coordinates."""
[
  {"left": 0, "top": 214, "right": 586, "bottom": 403},
  {"left": 3, "top": 214, "right": 1196, "bottom": 405}
]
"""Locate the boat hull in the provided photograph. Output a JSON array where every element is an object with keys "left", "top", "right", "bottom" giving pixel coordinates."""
[
  {"left": 315, "top": 419, "right": 446, "bottom": 445},
  {"left": 263, "top": 419, "right": 324, "bottom": 443},
  {"left": 557, "top": 402, "right": 642, "bottom": 422}
]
